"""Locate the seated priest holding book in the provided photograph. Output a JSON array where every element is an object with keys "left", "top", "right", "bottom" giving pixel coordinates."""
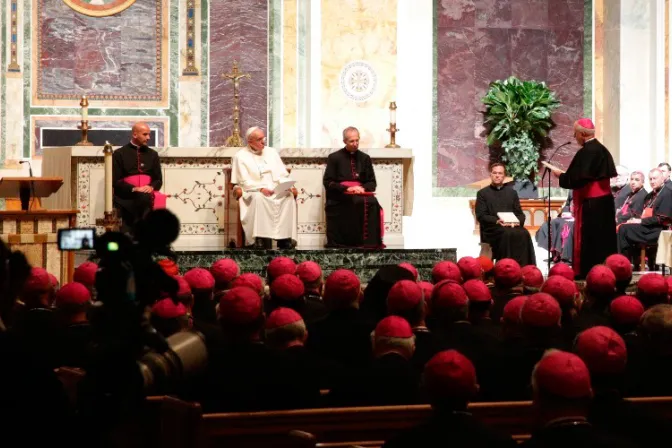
[
  {"left": 232, "top": 127, "right": 298, "bottom": 249},
  {"left": 113, "top": 122, "right": 166, "bottom": 234},
  {"left": 322, "top": 127, "right": 384, "bottom": 248},
  {"left": 475, "top": 162, "right": 536, "bottom": 266}
]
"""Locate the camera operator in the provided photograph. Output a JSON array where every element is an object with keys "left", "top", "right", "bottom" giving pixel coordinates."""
[{"left": 0, "top": 240, "right": 77, "bottom": 446}]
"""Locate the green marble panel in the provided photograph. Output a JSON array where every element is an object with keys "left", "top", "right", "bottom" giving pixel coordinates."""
[{"left": 175, "top": 248, "right": 457, "bottom": 283}]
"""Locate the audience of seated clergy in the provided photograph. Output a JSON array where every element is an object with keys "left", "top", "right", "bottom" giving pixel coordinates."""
[
  {"left": 541, "top": 275, "right": 579, "bottom": 343},
  {"left": 150, "top": 298, "right": 189, "bottom": 338},
  {"left": 574, "top": 326, "right": 670, "bottom": 447},
  {"left": 605, "top": 253, "right": 633, "bottom": 295},
  {"left": 296, "top": 261, "right": 324, "bottom": 300},
  {"left": 269, "top": 273, "right": 327, "bottom": 324},
  {"left": 616, "top": 170, "right": 647, "bottom": 224},
  {"left": 210, "top": 258, "right": 240, "bottom": 298},
  {"left": 399, "top": 262, "right": 419, "bottom": 281},
  {"left": 635, "top": 272, "right": 668, "bottom": 308},
  {"left": 54, "top": 282, "right": 92, "bottom": 368},
  {"left": 536, "top": 191, "right": 574, "bottom": 263},
  {"left": 184, "top": 267, "right": 217, "bottom": 324},
  {"left": 456, "top": 256, "right": 482, "bottom": 282},
  {"left": 617, "top": 168, "right": 672, "bottom": 261},
  {"left": 386, "top": 279, "right": 439, "bottom": 371},
  {"left": 360, "top": 264, "right": 415, "bottom": 326},
  {"left": 328, "top": 316, "right": 420, "bottom": 407},
  {"left": 383, "top": 350, "right": 515, "bottom": 448},
  {"left": 477, "top": 256, "right": 495, "bottom": 285},
  {"left": 548, "top": 262, "right": 575, "bottom": 281},
  {"left": 574, "top": 265, "right": 616, "bottom": 331},
  {"left": 612, "top": 164, "right": 632, "bottom": 209},
  {"left": 659, "top": 161, "right": 672, "bottom": 189},
  {"left": 157, "top": 258, "right": 179, "bottom": 276},
  {"left": 73, "top": 260, "right": 98, "bottom": 295},
  {"left": 231, "top": 272, "right": 265, "bottom": 296},
  {"left": 525, "top": 350, "right": 636, "bottom": 448},
  {"left": 431, "top": 260, "right": 462, "bottom": 284},
  {"left": 202, "top": 286, "right": 271, "bottom": 412},
  {"left": 628, "top": 304, "right": 672, "bottom": 396},
  {"left": 521, "top": 264, "right": 544, "bottom": 294},
  {"left": 263, "top": 307, "right": 323, "bottom": 410},
  {"left": 306, "top": 269, "right": 371, "bottom": 378},
  {"left": 267, "top": 255, "right": 297, "bottom": 283},
  {"left": 490, "top": 259, "right": 524, "bottom": 322}
]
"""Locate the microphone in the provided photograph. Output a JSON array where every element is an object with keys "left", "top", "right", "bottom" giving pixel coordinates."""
[
  {"left": 19, "top": 160, "right": 34, "bottom": 178},
  {"left": 545, "top": 141, "right": 572, "bottom": 165}
]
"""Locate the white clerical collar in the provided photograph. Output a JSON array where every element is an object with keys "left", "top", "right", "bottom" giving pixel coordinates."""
[
  {"left": 491, "top": 184, "right": 503, "bottom": 190},
  {"left": 247, "top": 145, "right": 262, "bottom": 156}
]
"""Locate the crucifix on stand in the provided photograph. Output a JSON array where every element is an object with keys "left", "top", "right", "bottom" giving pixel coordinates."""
[{"left": 221, "top": 61, "right": 251, "bottom": 147}]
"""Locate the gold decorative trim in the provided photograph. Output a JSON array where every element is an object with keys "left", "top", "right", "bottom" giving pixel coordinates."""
[{"left": 61, "top": 0, "right": 136, "bottom": 17}]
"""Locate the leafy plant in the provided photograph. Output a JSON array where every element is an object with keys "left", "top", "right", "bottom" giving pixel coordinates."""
[{"left": 482, "top": 76, "right": 560, "bottom": 180}]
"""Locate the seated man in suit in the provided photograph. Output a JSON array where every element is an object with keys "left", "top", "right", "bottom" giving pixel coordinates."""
[
  {"left": 475, "top": 163, "right": 536, "bottom": 266},
  {"left": 618, "top": 168, "right": 672, "bottom": 260},
  {"left": 536, "top": 191, "right": 574, "bottom": 263},
  {"left": 232, "top": 127, "right": 297, "bottom": 249},
  {"left": 322, "top": 127, "right": 384, "bottom": 248}
]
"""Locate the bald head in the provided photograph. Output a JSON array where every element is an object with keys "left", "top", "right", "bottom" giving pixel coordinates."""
[{"left": 131, "top": 122, "right": 151, "bottom": 147}]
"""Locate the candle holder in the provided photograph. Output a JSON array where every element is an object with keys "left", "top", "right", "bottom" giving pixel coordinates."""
[
  {"left": 385, "top": 101, "right": 400, "bottom": 148},
  {"left": 76, "top": 120, "right": 94, "bottom": 146},
  {"left": 96, "top": 210, "right": 121, "bottom": 232},
  {"left": 76, "top": 96, "right": 93, "bottom": 146}
]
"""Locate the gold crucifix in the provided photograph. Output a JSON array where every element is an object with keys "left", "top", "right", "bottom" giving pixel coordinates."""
[{"left": 221, "top": 61, "right": 251, "bottom": 147}]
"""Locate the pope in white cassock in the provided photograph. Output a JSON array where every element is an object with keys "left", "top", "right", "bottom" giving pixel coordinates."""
[{"left": 232, "top": 127, "right": 297, "bottom": 249}]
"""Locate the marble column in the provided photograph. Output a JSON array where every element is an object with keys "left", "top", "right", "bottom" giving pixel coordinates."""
[
  {"left": 209, "top": 0, "right": 268, "bottom": 147},
  {"left": 4, "top": 0, "right": 23, "bottom": 167},
  {"left": 179, "top": 0, "right": 202, "bottom": 147}
]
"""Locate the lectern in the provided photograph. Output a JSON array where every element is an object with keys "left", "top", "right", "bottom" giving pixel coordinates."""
[
  {"left": 0, "top": 177, "right": 63, "bottom": 210},
  {"left": 0, "top": 176, "right": 78, "bottom": 284}
]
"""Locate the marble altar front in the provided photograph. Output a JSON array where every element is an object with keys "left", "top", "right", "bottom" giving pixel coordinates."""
[{"left": 41, "top": 147, "right": 414, "bottom": 251}]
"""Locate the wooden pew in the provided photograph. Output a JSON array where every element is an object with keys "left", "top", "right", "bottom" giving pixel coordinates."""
[{"left": 197, "top": 397, "right": 672, "bottom": 448}]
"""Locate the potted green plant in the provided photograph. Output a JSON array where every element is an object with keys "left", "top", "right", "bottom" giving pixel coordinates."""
[{"left": 481, "top": 76, "right": 561, "bottom": 198}]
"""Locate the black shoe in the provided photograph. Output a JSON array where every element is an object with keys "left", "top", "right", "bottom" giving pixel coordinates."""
[
  {"left": 254, "top": 237, "right": 269, "bottom": 249},
  {"left": 277, "top": 238, "right": 295, "bottom": 250}
]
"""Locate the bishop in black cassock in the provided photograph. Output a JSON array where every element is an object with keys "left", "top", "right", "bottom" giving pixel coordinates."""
[
  {"left": 618, "top": 169, "right": 672, "bottom": 257},
  {"left": 323, "top": 128, "right": 384, "bottom": 248},
  {"left": 552, "top": 118, "right": 617, "bottom": 279},
  {"left": 475, "top": 164, "right": 536, "bottom": 266},
  {"left": 112, "top": 123, "right": 163, "bottom": 233}
]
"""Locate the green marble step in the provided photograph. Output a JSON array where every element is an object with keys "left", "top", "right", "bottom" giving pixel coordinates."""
[{"left": 175, "top": 248, "right": 457, "bottom": 283}]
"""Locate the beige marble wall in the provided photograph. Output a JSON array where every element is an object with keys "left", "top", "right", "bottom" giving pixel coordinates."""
[
  {"left": 319, "top": 0, "right": 397, "bottom": 148},
  {"left": 283, "top": 0, "right": 298, "bottom": 147}
]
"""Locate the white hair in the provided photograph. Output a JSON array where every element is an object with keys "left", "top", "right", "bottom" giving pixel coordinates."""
[{"left": 245, "top": 126, "right": 262, "bottom": 142}]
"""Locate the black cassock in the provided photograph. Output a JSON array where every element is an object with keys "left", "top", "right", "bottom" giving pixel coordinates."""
[
  {"left": 616, "top": 187, "right": 647, "bottom": 224},
  {"left": 475, "top": 185, "right": 536, "bottom": 266},
  {"left": 617, "top": 187, "right": 672, "bottom": 255},
  {"left": 559, "top": 139, "right": 617, "bottom": 279},
  {"left": 536, "top": 192, "right": 574, "bottom": 261},
  {"left": 323, "top": 148, "right": 384, "bottom": 248},
  {"left": 112, "top": 142, "right": 163, "bottom": 232}
]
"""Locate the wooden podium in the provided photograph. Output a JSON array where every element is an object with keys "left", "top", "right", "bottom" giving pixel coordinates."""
[{"left": 0, "top": 177, "right": 78, "bottom": 284}]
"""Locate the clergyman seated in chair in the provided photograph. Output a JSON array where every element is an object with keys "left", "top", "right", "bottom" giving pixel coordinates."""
[
  {"left": 475, "top": 163, "right": 536, "bottom": 266},
  {"left": 322, "top": 126, "right": 384, "bottom": 249},
  {"left": 232, "top": 127, "right": 297, "bottom": 249}
]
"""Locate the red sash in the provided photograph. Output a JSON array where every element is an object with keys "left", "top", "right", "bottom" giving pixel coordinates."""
[
  {"left": 124, "top": 174, "right": 167, "bottom": 209},
  {"left": 642, "top": 207, "right": 653, "bottom": 219},
  {"left": 572, "top": 179, "right": 611, "bottom": 277}
]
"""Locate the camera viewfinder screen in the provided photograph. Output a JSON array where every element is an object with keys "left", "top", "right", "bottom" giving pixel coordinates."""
[{"left": 59, "top": 229, "right": 95, "bottom": 250}]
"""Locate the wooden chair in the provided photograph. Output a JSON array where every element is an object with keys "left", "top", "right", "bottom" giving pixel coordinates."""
[{"left": 639, "top": 243, "right": 659, "bottom": 272}]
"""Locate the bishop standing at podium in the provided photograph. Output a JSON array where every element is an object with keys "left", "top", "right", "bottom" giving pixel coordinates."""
[
  {"left": 551, "top": 118, "right": 617, "bottom": 279},
  {"left": 113, "top": 122, "right": 163, "bottom": 233},
  {"left": 323, "top": 127, "right": 384, "bottom": 248},
  {"left": 475, "top": 163, "right": 536, "bottom": 266}
]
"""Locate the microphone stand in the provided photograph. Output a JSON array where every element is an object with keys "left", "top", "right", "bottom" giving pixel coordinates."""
[
  {"left": 19, "top": 160, "right": 36, "bottom": 211},
  {"left": 541, "top": 141, "right": 571, "bottom": 273}
]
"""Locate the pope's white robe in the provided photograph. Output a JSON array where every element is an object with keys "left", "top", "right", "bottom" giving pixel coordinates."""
[{"left": 231, "top": 146, "right": 297, "bottom": 245}]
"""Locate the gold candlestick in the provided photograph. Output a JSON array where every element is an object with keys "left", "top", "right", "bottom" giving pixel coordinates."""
[
  {"left": 76, "top": 96, "right": 93, "bottom": 146},
  {"left": 385, "top": 101, "right": 400, "bottom": 148},
  {"left": 221, "top": 61, "right": 251, "bottom": 147}
]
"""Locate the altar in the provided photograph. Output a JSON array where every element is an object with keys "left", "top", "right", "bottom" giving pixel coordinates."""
[{"left": 41, "top": 147, "right": 414, "bottom": 251}]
